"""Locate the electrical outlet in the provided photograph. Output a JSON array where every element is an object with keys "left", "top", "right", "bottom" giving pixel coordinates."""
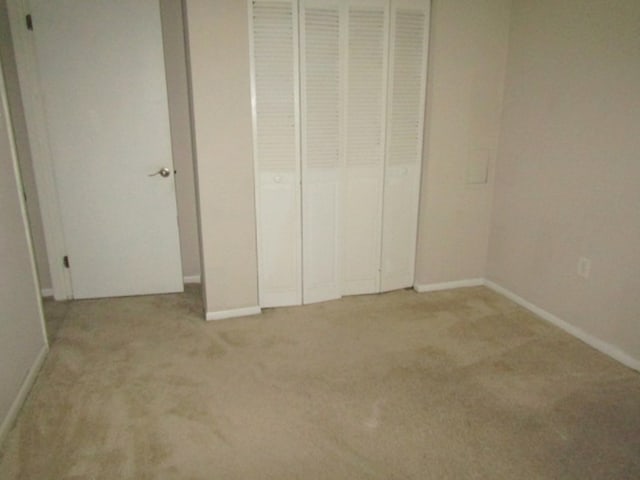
[{"left": 577, "top": 257, "right": 591, "bottom": 279}]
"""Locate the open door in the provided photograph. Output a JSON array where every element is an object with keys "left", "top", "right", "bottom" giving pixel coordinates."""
[{"left": 27, "top": 0, "right": 183, "bottom": 298}]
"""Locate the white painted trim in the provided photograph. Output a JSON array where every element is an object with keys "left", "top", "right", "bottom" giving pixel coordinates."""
[
  {"left": 206, "top": 306, "right": 261, "bottom": 321},
  {"left": 484, "top": 280, "right": 640, "bottom": 373},
  {"left": 40, "top": 288, "right": 53, "bottom": 298},
  {"left": 0, "top": 46, "right": 49, "bottom": 347},
  {"left": 414, "top": 278, "right": 484, "bottom": 293},
  {"left": 247, "top": 0, "right": 262, "bottom": 306},
  {"left": 0, "top": 344, "right": 48, "bottom": 445},
  {"left": 7, "top": 0, "right": 73, "bottom": 300}
]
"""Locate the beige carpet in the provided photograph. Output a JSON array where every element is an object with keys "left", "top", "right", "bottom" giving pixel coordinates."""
[{"left": 0, "top": 285, "right": 639, "bottom": 479}]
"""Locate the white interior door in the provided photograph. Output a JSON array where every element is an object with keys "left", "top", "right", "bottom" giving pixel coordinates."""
[
  {"left": 300, "top": 0, "right": 343, "bottom": 304},
  {"left": 29, "top": 0, "right": 183, "bottom": 299},
  {"left": 342, "top": 0, "right": 389, "bottom": 295},
  {"left": 381, "top": 0, "right": 429, "bottom": 291}
]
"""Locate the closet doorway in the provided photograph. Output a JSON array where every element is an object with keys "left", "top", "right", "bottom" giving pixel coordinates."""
[{"left": 250, "top": 0, "right": 430, "bottom": 307}]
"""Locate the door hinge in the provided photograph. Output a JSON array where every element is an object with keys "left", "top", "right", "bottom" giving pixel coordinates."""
[
  {"left": 25, "top": 14, "right": 33, "bottom": 31},
  {"left": 63, "top": 255, "right": 70, "bottom": 269}
]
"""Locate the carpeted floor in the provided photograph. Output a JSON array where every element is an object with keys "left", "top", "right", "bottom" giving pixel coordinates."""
[{"left": 0, "top": 285, "right": 639, "bottom": 479}]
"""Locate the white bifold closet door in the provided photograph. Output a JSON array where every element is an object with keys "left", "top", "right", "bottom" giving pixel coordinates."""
[
  {"left": 299, "top": 0, "right": 343, "bottom": 304},
  {"left": 251, "top": 0, "right": 430, "bottom": 307},
  {"left": 342, "top": 0, "right": 389, "bottom": 296},
  {"left": 380, "top": 0, "right": 429, "bottom": 291},
  {"left": 250, "top": 0, "right": 302, "bottom": 307}
]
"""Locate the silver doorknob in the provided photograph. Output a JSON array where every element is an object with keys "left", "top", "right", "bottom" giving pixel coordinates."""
[{"left": 149, "top": 167, "right": 171, "bottom": 178}]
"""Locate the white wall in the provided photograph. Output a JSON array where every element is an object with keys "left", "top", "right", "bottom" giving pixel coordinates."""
[
  {"left": 183, "top": 0, "right": 259, "bottom": 315},
  {"left": 487, "top": 0, "right": 640, "bottom": 363},
  {"left": 414, "top": 0, "right": 511, "bottom": 286},
  {"left": 0, "top": 53, "right": 48, "bottom": 442}
]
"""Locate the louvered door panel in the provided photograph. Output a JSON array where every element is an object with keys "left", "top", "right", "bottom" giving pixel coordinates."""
[
  {"left": 381, "top": 0, "right": 429, "bottom": 292},
  {"left": 342, "top": 0, "right": 389, "bottom": 295},
  {"left": 251, "top": 0, "right": 302, "bottom": 306},
  {"left": 300, "top": 0, "right": 343, "bottom": 304}
]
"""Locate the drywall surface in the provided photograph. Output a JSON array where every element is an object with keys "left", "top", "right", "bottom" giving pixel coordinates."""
[
  {"left": 159, "top": 0, "right": 200, "bottom": 280},
  {"left": 183, "top": 0, "right": 259, "bottom": 314},
  {"left": 415, "top": 0, "right": 511, "bottom": 285},
  {"left": 487, "top": 0, "right": 640, "bottom": 361},
  {"left": 0, "top": 53, "right": 47, "bottom": 441},
  {"left": 0, "top": 0, "right": 50, "bottom": 292}
]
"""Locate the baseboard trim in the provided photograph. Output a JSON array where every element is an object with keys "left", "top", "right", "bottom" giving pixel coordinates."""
[
  {"left": 484, "top": 280, "right": 640, "bottom": 372},
  {"left": 40, "top": 288, "right": 53, "bottom": 298},
  {"left": 0, "top": 344, "right": 48, "bottom": 445},
  {"left": 206, "top": 306, "right": 261, "bottom": 321},
  {"left": 414, "top": 278, "right": 484, "bottom": 293}
]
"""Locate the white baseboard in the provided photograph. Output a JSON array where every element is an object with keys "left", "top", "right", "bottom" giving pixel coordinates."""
[
  {"left": 40, "top": 288, "right": 53, "bottom": 298},
  {"left": 0, "top": 344, "right": 48, "bottom": 445},
  {"left": 414, "top": 278, "right": 484, "bottom": 293},
  {"left": 484, "top": 280, "right": 640, "bottom": 372},
  {"left": 206, "top": 305, "right": 261, "bottom": 321}
]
